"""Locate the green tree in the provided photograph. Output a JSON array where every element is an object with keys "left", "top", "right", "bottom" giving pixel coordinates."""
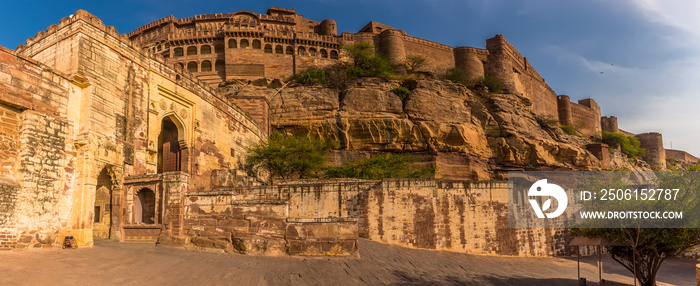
[
  {"left": 573, "top": 167, "right": 700, "bottom": 286},
  {"left": 391, "top": 86, "right": 411, "bottom": 101},
  {"left": 404, "top": 54, "right": 427, "bottom": 74},
  {"left": 245, "top": 133, "right": 336, "bottom": 180},
  {"left": 323, "top": 153, "right": 435, "bottom": 180},
  {"left": 343, "top": 42, "right": 395, "bottom": 78},
  {"left": 602, "top": 131, "right": 645, "bottom": 158}
]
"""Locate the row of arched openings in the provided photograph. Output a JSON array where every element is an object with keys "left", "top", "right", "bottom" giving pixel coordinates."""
[
  {"left": 172, "top": 40, "right": 339, "bottom": 59},
  {"left": 176, "top": 60, "right": 225, "bottom": 73}
]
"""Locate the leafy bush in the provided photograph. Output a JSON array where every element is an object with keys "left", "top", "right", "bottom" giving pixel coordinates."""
[
  {"left": 442, "top": 69, "right": 504, "bottom": 93},
  {"left": 478, "top": 75, "right": 504, "bottom": 93},
  {"left": 443, "top": 68, "right": 470, "bottom": 85},
  {"left": 343, "top": 42, "right": 395, "bottom": 78},
  {"left": 290, "top": 68, "right": 326, "bottom": 85},
  {"left": 324, "top": 153, "right": 435, "bottom": 180},
  {"left": 602, "top": 130, "right": 645, "bottom": 158},
  {"left": 246, "top": 133, "right": 337, "bottom": 180},
  {"left": 391, "top": 86, "right": 411, "bottom": 101},
  {"left": 404, "top": 54, "right": 427, "bottom": 74},
  {"left": 560, "top": 125, "right": 576, "bottom": 135}
]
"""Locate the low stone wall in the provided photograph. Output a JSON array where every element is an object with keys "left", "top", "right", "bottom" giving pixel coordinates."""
[
  {"left": 182, "top": 178, "right": 571, "bottom": 257},
  {"left": 286, "top": 218, "right": 358, "bottom": 256}
]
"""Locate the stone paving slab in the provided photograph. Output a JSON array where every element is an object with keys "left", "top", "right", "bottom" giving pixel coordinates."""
[{"left": 0, "top": 239, "right": 694, "bottom": 285}]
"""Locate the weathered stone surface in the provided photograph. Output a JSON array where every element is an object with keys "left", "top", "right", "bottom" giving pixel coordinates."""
[{"left": 261, "top": 78, "right": 607, "bottom": 179}]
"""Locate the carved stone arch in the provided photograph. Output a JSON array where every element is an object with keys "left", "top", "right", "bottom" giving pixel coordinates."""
[
  {"left": 158, "top": 112, "right": 189, "bottom": 173},
  {"left": 104, "top": 164, "right": 122, "bottom": 185},
  {"left": 160, "top": 112, "right": 188, "bottom": 146}
]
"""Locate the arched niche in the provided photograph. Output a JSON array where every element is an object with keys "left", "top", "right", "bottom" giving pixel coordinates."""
[
  {"left": 93, "top": 166, "right": 114, "bottom": 239},
  {"left": 157, "top": 113, "right": 188, "bottom": 173}
]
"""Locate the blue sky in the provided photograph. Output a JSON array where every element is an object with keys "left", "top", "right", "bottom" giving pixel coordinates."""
[{"left": 1, "top": 0, "right": 699, "bottom": 156}]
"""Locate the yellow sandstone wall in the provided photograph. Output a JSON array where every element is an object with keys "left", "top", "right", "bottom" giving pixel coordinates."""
[{"left": 4, "top": 10, "right": 263, "bottom": 248}]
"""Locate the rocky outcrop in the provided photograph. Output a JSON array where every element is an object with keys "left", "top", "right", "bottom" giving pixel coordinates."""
[{"left": 221, "top": 78, "right": 630, "bottom": 180}]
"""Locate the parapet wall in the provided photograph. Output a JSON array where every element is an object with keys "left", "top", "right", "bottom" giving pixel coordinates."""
[
  {"left": 485, "top": 35, "right": 558, "bottom": 118},
  {"left": 181, "top": 179, "right": 569, "bottom": 256},
  {"left": 666, "top": 149, "right": 698, "bottom": 166},
  {"left": 557, "top": 95, "right": 601, "bottom": 137}
]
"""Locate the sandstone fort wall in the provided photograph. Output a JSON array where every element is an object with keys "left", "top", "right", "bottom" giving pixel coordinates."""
[
  {"left": 2, "top": 10, "right": 264, "bottom": 248},
  {"left": 182, "top": 179, "right": 568, "bottom": 256},
  {"left": 0, "top": 45, "right": 77, "bottom": 249}
]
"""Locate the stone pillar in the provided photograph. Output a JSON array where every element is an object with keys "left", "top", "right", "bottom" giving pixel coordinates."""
[
  {"left": 160, "top": 172, "right": 188, "bottom": 246},
  {"left": 110, "top": 185, "right": 124, "bottom": 241}
]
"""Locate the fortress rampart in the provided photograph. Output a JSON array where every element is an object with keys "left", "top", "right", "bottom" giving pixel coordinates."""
[
  {"left": 125, "top": 9, "right": 605, "bottom": 141},
  {"left": 601, "top": 116, "right": 619, "bottom": 133},
  {"left": 2, "top": 6, "right": 695, "bottom": 256},
  {"left": 636, "top": 132, "right": 666, "bottom": 169}
]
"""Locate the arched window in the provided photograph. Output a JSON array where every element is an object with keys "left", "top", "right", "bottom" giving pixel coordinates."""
[
  {"left": 215, "top": 60, "right": 225, "bottom": 72},
  {"left": 330, "top": 50, "right": 339, "bottom": 59},
  {"left": 174, "top": 47, "right": 184, "bottom": 57},
  {"left": 201, "top": 60, "right": 212, "bottom": 72},
  {"left": 215, "top": 44, "right": 224, "bottom": 53},
  {"left": 187, "top": 46, "right": 197, "bottom": 56},
  {"left": 298, "top": 46, "right": 306, "bottom": 56},
  {"left": 177, "top": 63, "right": 184, "bottom": 70},
  {"left": 309, "top": 48, "right": 317, "bottom": 57},
  {"left": 187, "top": 61, "right": 198, "bottom": 73},
  {"left": 201, "top": 45, "right": 211, "bottom": 55},
  {"left": 275, "top": 45, "right": 283, "bottom": 54},
  {"left": 252, "top": 39, "right": 261, "bottom": 49},
  {"left": 286, "top": 46, "right": 294, "bottom": 55},
  {"left": 228, "top": 39, "right": 237, "bottom": 49},
  {"left": 264, "top": 44, "right": 272, "bottom": 53},
  {"left": 321, "top": 49, "right": 328, "bottom": 58},
  {"left": 240, "top": 39, "right": 249, "bottom": 49}
]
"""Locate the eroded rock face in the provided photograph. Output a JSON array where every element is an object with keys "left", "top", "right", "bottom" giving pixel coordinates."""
[{"left": 222, "top": 78, "right": 617, "bottom": 180}]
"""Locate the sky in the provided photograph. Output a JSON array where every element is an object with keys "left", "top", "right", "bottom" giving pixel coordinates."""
[{"left": 1, "top": 0, "right": 698, "bottom": 156}]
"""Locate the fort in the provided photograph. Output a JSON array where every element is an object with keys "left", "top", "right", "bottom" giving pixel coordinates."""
[{"left": 0, "top": 7, "right": 695, "bottom": 256}]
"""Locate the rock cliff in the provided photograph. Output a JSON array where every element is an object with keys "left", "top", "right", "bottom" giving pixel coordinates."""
[{"left": 220, "top": 78, "right": 645, "bottom": 180}]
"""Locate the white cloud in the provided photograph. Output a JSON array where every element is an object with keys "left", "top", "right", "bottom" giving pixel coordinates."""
[{"left": 630, "top": 0, "right": 700, "bottom": 37}]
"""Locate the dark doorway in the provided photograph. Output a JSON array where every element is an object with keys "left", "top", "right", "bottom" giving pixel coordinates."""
[
  {"left": 158, "top": 117, "right": 181, "bottom": 173},
  {"left": 134, "top": 188, "right": 156, "bottom": 224}
]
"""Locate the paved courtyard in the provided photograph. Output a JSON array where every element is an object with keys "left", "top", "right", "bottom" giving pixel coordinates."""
[{"left": 0, "top": 239, "right": 694, "bottom": 285}]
